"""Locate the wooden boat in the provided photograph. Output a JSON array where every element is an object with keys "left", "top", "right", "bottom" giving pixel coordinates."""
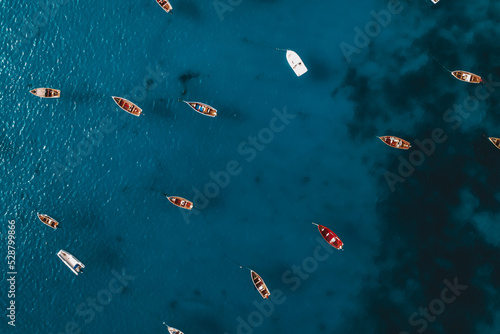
[
  {"left": 37, "top": 214, "right": 59, "bottom": 229},
  {"left": 312, "top": 223, "right": 343, "bottom": 250},
  {"left": 451, "top": 70, "right": 482, "bottom": 84},
  {"left": 57, "top": 250, "right": 85, "bottom": 275},
  {"left": 378, "top": 136, "right": 411, "bottom": 150},
  {"left": 488, "top": 137, "right": 500, "bottom": 149},
  {"left": 251, "top": 270, "right": 270, "bottom": 299},
  {"left": 182, "top": 100, "right": 217, "bottom": 117},
  {"left": 112, "top": 96, "right": 142, "bottom": 116},
  {"left": 166, "top": 195, "right": 193, "bottom": 210},
  {"left": 30, "top": 88, "right": 60, "bottom": 98},
  {"left": 286, "top": 50, "right": 308, "bottom": 76},
  {"left": 156, "top": 0, "right": 173, "bottom": 13},
  {"left": 163, "top": 323, "right": 183, "bottom": 334}
]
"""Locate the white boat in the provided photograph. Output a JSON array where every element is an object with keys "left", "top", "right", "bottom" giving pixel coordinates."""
[
  {"left": 163, "top": 323, "right": 184, "bottom": 334},
  {"left": 30, "top": 87, "right": 60, "bottom": 98},
  {"left": 286, "top": 50, "right": 308, "bottom": 76},
  {"left": 431, "top": 0, "right": 439, "bottom": 3},
  {"left": 57, "top": 250, "right": 85, "bottom": 275}
]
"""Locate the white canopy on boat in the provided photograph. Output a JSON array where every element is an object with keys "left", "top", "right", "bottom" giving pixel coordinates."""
[{"left": 286, "top": 50, "right": 308, "bottom": 76}]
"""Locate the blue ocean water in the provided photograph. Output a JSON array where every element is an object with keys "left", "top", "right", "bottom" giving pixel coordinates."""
[{"left": 2, "top": 0, "right": 500, "bottom": 333}]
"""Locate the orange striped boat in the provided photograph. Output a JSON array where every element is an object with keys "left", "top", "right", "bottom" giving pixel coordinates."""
[
  {"left": 251, "top": 270, "right": 270, "bottom": 299},
  {"left": 112, "top": 96, "right": 142, "bottom": 116},
  {"left": 156, "top": 0, "right": 173, "bottom": 13},
  {"left": 166, "top": 195, "right": 193, "bottom": 210},
  {"left": 378, "top": 136, "right": 411, "bottom": 150},
  {"left": 451, "top": 70, "right": 482, "bottom": 84}
]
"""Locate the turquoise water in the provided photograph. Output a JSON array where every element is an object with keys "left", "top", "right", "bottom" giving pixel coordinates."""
[{"left": 1, "top": 0, "right": 500, "bottom": 333}]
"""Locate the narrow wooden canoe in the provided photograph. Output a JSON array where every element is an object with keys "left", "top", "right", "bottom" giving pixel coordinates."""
[
  {"left": 182, "top": 100, "right": 217, "bottom": 117},
  {"left": 378, "top": 136, "right": 411, "bottom": 150},
  {"left": 112, "top": 96, "right": 142, "bottom": 116},
  {"left": 286, "top": 50, "right": 308, "bottom": 76},
  {"left": 30, "top": 88, "right": 60, "bottom": 98},
  {"left": 313, "top": 223, "right": 343, "bottom": 250},
  {"left": 251, "top": 270, "right": 270, "bottom": 299},
  {"left": 451, "top": 70, "right": 482, "bottom": 84},
  {"left": 156, "top": 0, "right": 173, "bottom": 13},
  {"left": 488, "top": 137, "right": 500, "bottom": 149},
  {"left": 167, "top": 195, "right": 193, "bottom": 210},
  {"left": 163, "top": 323, "right": 183, "bottom": 334},
  {"left": 37, "top": 214, "right": 59, "bottom": 229}
]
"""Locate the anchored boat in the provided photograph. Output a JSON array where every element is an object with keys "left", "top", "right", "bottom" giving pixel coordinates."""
[
  {"left": 286, "top": 50, "right": 308, "bottom": 76},
  {"left": 30, "top": 88, "right": 60, "bottom": 98},
  {"left": 181, "top": 100, "right": 217, "bottom": 117},
  {"left": 166, "top": 195, "right": 193, "bottom": 210},
  {"left": 112, "top": 96, "right": 142, "bottom": 116},
  {"left": 37, "top": 214, "right": 60, "bottom": 229},
  {"left": 251, "top": 270, "right": 270, "bottom": 299},
  {"left": 431, "top": 0, "right": 439, "bottom": 3},
  {"left": 156, "top": 0, "right": 173, "bottom": 13},
  {"left": 57, "top": 250, "right": 85, "bottom": 275},
  {"left": 313, "top": 223, "right": 343, "bottom": 250},
  {"left": 451, "top": 70, "right": 482, "bottom": 84},
  {"left": 488, "top": 137, "right": 500, "bottom": 149},
  {"left": 378, "top": 136, "right": 411, "bottom": 150},
  {"left": 163, "top": 323, "right": 184, "bottom": 334}
]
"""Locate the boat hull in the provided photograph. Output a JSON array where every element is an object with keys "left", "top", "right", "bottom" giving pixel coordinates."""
[
  {"left": 167, "top": 196, "right": 194, "bottom": 210},
  {"left": 37, "top": 214, "right": 59, "bottom": 229},
  {"left": 30, "top": 88, "right": 60, "bottom": 98},
  {"left": 251, "top": 270, "right": 270, "bottom": 299},
  {"left": 488, "top": 137, "right": 500, "bottom": 149},
  {"left": 112, "top": 96, "right": 142, "bottom": 116},
  {"left": 315, "top": 223, "right": 343, "bottom": 250},
  {"left": 156, "top": 0, "right": 173, "bottom": 13},
  {"left": 57, "top": 250, "right": 85, "bottom": 275},
  {"left": 451, "top": 70, "right": 482, "bottom": 84},
  {"left": 286, "top": 50, "right": 308, "bottom": 76},
  {"left": 183, "top": 101, "right": 217, "bottom": 117},
  {"left": 379, "top": 136, "right": 411, "bottom": 150}
]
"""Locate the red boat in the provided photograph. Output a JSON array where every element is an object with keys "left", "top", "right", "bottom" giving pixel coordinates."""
[
  {"left": 312, "top": 223, "right": 343, "bottom": 250},
  {"left": 378, "top": 136, "right": 411, "bottom": 150},
  {"left": 112, "top": 96, "right": 142, "bottom": 116}
]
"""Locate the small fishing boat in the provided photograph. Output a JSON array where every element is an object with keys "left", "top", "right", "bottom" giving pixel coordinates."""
[
  {"left": 431, "top": 0, "right": 439, "bottom": 3},
  {"left": 378, "top": 136, "right": 411, "bottom": 150},
  {"left": 451, "top": 70, "right": 482, "bottom": 84},
  {"left": 286, "top": 50, "right": 308, "bottom": 76},
  {"left": 37, "top": 214, "right": 60, "bottom": 229},
  {"left": 112, "top": 96, "right": 142, "bottom": 116},
  {"left": 488, "top": 137, "right": 500, "bottom": 149},
  {"left": 181, "top": 100, "right": 217, "bottom": 117},
  {"left": 251, "top": 270, "right": 270, "bottom": 299},
  {"left": 57, "top": 250, "right": 85, "bottom": 275},
  {"left": 156, "top": 0, "right": 173, "bottom": 13},
  {"left": 30, "top": 88, "right": 60, "bottom": 98},
  {"left": 166, "top": 195, "right": 194, "bottom": 210},
  {"left": 163, "top": 323, "right": 183, "bottom": 334},
  {"left": 312, "top": 223, "right": 343, "bottom": 250}
]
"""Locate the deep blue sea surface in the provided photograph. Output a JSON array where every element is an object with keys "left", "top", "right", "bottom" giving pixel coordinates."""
[{"left": 2, "top": 0, "right": 500, "bottom": 333}]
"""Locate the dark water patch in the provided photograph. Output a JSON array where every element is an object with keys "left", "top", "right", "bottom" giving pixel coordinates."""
[
  {"left": 178, "top": 71, "right": 201, "bottom": 84},
  {"left": 172, "top": 0, "right": 202, "bottom": 19},
  {"left": 301, "top": 176, "right": 310, "bottom": 184},
  {"left": 305, "top": 54, "right": 333, "bottom": 82},
  {"left": 343, "top": 128, "right": 500, "bottom": 333}
]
